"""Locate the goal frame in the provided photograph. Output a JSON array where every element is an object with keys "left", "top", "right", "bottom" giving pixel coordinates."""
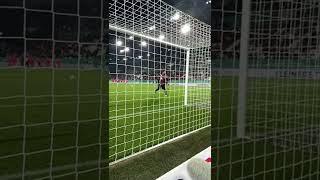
[
  {"left": 109, "top": 24, "right": 193, "bottom": 107},
  {"left": 237, "top": 0, "right": 251, "bottom": 138}
]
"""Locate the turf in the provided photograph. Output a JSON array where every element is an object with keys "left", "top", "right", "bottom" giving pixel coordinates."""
[
  {"left": 0, "top": 68, "right": 107, "bottom": 180},
  {"left": 0, "top": 68, "right": 210, "bottom": 179},
  {"left": 109, "top": 82, "right": 211, "bottom": 162},
  {"left": 109, "top": 127, "right": 210, "bottom": 180},
  {"left": 4, "top": 67, "right": 319, "bottom": 179},
  {"left": 212, "top": 77, "right": 320, "bottom": 180}
]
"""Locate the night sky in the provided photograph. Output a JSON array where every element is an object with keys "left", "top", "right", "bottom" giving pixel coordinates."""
[
  {"left": 0, "top": 0, "right": 212, "bottom": 37},
  {"left": 0, "top": 0, "right": 211, "bottom": 24}
]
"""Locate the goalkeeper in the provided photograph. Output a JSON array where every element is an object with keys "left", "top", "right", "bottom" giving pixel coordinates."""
[{"left": 155, "top": 71, "right": 169, "bottom": 96}]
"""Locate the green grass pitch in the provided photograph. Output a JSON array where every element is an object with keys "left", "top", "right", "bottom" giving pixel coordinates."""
[
  {"left": 4, "top": 67, "right": 319, "bottom": 179},
  {"left": 213, "top": 77, "right": 320, "bottom": 180},
  {"left": 109, "top": 82, "right": 211, "bottom": 162},
  {"left": 0, "top": 68, "right": 107, "bottom": 180},
  {"left": 0, "top": 68, "right": 210, "bottom": 178}
]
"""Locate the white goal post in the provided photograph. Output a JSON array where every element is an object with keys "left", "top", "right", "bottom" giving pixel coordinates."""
[
  {"left": 184, "top": 50, "right": 190, "bottom": 106},
  {"left": 109, "top": 23, "right": 210, "bottom": 109},
  {"left": 109, "top": 24, "right": 192, "bottom": 107}
]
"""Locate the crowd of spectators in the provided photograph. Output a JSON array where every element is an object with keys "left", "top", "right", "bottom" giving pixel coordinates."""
[{"left": 0, "top": 40, "right": 103, "bottom": 68}]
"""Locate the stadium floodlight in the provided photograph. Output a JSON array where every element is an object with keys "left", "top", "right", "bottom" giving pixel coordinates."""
[
  {"left": 171, "top": 12, "right": 180, "bottom": 21},
  {"left": 159, "top": 35, "right": 165, "bottom": 40},
  {"left": 148, "top": 25, "right": 156, "bottom": 30},
  {"left": 181, "top": 23, "right": 191, "bottom": 34},
  {"left": 116, "top": 40, "right": 123, "bottom": 46},
  {"left": 138, "top": 56, "right": 142, "bottom": 59},
  {"left": 123, "top": 58, "right": 127, "bottom": 61},
  {"left": 141, "top": 41, "right": 147, "bottom": 47}
]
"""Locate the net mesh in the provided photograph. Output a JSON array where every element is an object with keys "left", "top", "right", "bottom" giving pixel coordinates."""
[
  {"left": 213, "top": 0, "right": 320, "bottom": 179},
  {"left": 108, "top": 0, "right": 211, "bottom": 163},
  {"left": 0, "top": 0, "right": 107, "bottom": 179},
  {"left": 187, "top": 47, "right": 211, "bottom": 108}
]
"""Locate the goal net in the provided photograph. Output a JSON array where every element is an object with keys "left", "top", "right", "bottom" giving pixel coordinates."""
[
  {"left": 185, "top": 47, "right": 211, "bottom": 108},
  {"left": 0, "top": 1, "right": 107, "bottom": 179},
  {"left": 213, "top": 0, "right": 320, "bottom": 179},
  {"left": 247, "top": 0, "right": 320, "bottom": 153},
  {"left": 109, "top": 0, "right": 211, "bottom": 163}
]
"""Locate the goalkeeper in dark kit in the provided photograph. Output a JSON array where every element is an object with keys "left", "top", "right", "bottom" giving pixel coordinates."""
[{"left": 155, "top": 71, "right": 169, "bottom": 96}]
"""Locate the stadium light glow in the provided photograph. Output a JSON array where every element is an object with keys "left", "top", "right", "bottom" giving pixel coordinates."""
[
  {"left": 110, "top": 25, "right": 190, "bottom": 50},
  {"left": 171, "top": 12, "right": 180, "bottom": 21},
  {"left": 181, "top": 23, "right": 191, "bottom": 34},
  {"left": 138, "top": 56, "right": 142, "bottom": 59},
  {"left": 141, "top": 41, "right": 147, "bottom": 47},
  {"left": 129, "top": 36, "right": 133, "bottom": 40},
  {"left": 159, "top": 35, "right": 165, "bottom": 40},
  {"left": 124, "top": 47, "right": 130, "bottom": 52},
  {"left": 148, "top": 25, "right": 155, "bottom": 30},
  {"left": 119, "top": 49, "right": 125, "bottom": 53},
  {"left": 116, "top": 40, "right": 123, "bottom": 46}
]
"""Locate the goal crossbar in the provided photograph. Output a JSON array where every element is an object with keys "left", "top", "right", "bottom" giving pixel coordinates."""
[{"left": 109, "top": 25, "right": 191, "bottom": 50}]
